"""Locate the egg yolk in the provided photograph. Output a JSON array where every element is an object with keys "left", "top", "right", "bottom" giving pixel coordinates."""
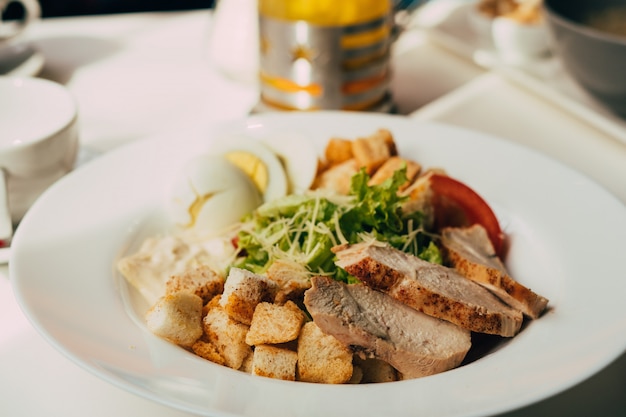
[{"left": 224, "top": 151, "right": 269, "bottom": 194}]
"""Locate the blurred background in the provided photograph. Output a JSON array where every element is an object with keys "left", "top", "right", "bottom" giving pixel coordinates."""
[{"left": 15, "top": 0, "right": 215, "bottom": 17}]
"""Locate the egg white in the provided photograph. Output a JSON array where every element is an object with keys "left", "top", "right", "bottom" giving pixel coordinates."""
[
  {"left": 209, "top": 135, "right": 289, "bottom": 202},
  {"left": 168, "top": 155, "right": 263, "bottom": 233},
  {"left": 261, "top": 131, "right": 319, "bottom": 194}
]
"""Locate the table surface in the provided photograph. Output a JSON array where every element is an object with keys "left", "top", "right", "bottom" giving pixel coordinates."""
[{"left": 2, "top": 5, "right": 626, "bottom": 417}]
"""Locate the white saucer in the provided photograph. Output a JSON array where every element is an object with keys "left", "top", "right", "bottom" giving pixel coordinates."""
[
  {"left": 0, "top": 247, "right": 9, "bottom": 264},
  {"left": 0, "top": 43, "right": 45, "bottom": 76}
]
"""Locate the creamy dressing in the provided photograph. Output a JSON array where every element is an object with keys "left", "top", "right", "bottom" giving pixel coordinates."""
[{"left": 117, "top": 230, "right": 236, "bottom": 305}]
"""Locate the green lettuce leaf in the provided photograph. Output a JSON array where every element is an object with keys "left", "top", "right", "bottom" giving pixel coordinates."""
[{"left": 233, "top": 166, "right": 441, "bottom": 281}]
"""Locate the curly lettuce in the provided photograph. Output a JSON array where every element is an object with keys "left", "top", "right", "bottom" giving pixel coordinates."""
[{"left": 233, "top": 167, "right": 441, "bottom": 282}]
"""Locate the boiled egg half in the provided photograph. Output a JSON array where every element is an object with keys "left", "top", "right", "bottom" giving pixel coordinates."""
[
  {"left": 212, "top": 135, "right": 290, "bottom": 202},
  {"left": 168, "top": 133, "right": 319, "bottom": 233},
  {"left": 168, "top": 155, "right": 263, "bottom": 233},
  {"left": 260, "top": 131, "right": 318, "bottom": 194}
]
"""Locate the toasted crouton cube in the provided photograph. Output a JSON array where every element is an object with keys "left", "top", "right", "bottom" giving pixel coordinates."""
[
  {"left": 324, "top": 137, "right": 354, "bottom": 166},
  {"left": 239, "top": 351, "right": 254, "bottom": 373},
  {"left": 245, "top": 301, "right": 306, "bottom": 346},
  {"left": 202, "top": 294, "right": 222, "bottom": 317},
  {"left": 316, "top": 158, "right": 329, "bottom": 177},
  {"left": 220, "top": 267, "right": 277, "bottom": 325},
  {"left": 312, "top": 159, "right": 358, "bottom": 195},
  {"left": 353, "top": 356, "right": 398, "bottom": 383},
  {"left": 348, "top": 364, "right": 364, "bottom": 384},
  {"left": 368, "top": 156, "right": 421, "bottom": 190},
  {"left": 145, "top": 292, "right": 203, "bottom": 348},
  {"left": 203, "top": 305, "right": 252, "bottom": 370},
  {"left": 165, "top": 265, "right": 224, "bottom": 304},
  {"left": 265, "top": 260, "right": 312, "bottom": 304},
  {"left": 375, "top": 128, "right": 398, "bottom": 156},
  {"left": 399, "top": 171, "right": 436, "bottom": 229},
  {"left": 297, "top": 322, "right": 353, "bottom": 384},
  {"left": 352, "top": 129, "right": 395, "bottom": 174},
  {"left": 191, "top": 339, "right": 225, "bottom": 365},
  {"left": 251, "top": 345, "right": 298, "bottom": 381}
]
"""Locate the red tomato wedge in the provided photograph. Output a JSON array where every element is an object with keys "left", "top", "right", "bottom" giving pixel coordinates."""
[{"left": 430, "top": 174, "right": 504, "bottom": 257}]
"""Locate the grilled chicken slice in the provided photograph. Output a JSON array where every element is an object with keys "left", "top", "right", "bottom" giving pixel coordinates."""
[
  {"left": 440, "top": 225, "right": 548, "bottom": 319},
  {"left": 334, "top": 241, "right": 523, "bottom": 337},
  {"left": 304, "top": 276, "right": 471, "bottom": 379}
]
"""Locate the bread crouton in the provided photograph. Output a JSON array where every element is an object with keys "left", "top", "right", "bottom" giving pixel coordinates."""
[
  {"left": 203, "top": 304, "right": 252, "bottom": 370},
  {"left": 368, "top": 156, "right": 421, "bottom": 190},
  {"left": 399, "top": 171, "right": 436, "bottom": 229},
  {"left": 348, "top": 364, "right": 364, "bottom": 384},
  {"left": 165, "top": 265, "right": 224, "bottom": 304},
  {"left": 265, "top": 260, "right": 312, "bottom": 305},
  {"left": 297, "top": 322, "right": 353, "bottom": 384},
  {"left": 374, "top": 128, "right": 398, "bottom": 156},
  {"left": 353, "top": 356, "right": 398, "bottom": 383},
  {"left": 220, "top": 267, "right": 277, "bottom": 325},
  {"left": 239, "top": 351, "right": 254, "bottom": 373},
  {"left": 245, "top": 301, "right": 306, "bottom": 346},
  {"left": 251, "top": 345, "right": 298, "bottom": 381},
  {"left": 324, "top": 137, "right": 354, "bottom": 166},
  {"left": 202, "top": 294, "right": 222, "bottom": 317},
  {"left": 312, "top": 158, "right": 358, "bottom": 195},
  {"left": 191, "top": 339, "right": 225, "bottom": 365},
  {"left": 351, "top": 129, "right": 395, "bottom": 174},
  {"left": 145, "top": 292, "right": 204, "bottom": 348}
]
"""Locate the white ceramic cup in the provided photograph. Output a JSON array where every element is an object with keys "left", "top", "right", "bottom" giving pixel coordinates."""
[
  {"left": 0, "top": 0, "right": 40, "bottom": 45},
  {"left": 491, "top": 16, "right": 550, "bottom": 64},
  {"left": 0, "top": 76, "right": 79, "bottom": 242}
]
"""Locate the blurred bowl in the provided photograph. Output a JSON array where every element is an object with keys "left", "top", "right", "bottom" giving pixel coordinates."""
[{"left": 543, "top": 0, "right": 626, "bottom": 118}]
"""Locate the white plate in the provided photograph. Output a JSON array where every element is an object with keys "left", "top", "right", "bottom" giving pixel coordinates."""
[{"left": 11, "top": 112, "right": 626, "bottom": 417}]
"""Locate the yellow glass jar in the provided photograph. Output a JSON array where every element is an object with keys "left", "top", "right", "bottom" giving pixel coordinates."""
[{"left": 257, "top": 0, "right": 394, "bottom": 112}]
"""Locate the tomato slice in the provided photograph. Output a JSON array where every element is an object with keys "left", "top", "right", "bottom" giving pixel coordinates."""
[{"left": 430, "top": 174, "right": 504, "bottom": 257}]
